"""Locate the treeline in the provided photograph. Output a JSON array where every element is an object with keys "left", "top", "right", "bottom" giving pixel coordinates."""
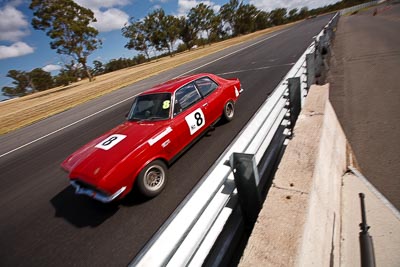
[
  {"left": 2, "top": 0, "right": 369, "bottom": 98},
  {"left": 1, "top": 54, "right": 147, "bottom": 97}
]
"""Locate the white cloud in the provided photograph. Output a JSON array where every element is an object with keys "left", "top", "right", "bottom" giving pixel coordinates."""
[
  {"left": 91, "top": 8, "right": 129, "bottom": 32},
  {"left": 177, "top": 0, "right": 220, "bottom": 17},
  {"left": 42, "top": 64, "right": 62, "bottom": 72},
  {"left": 0, "top": 4, "right": 29, "bottom": 42},
  {"left": 74, "top": 0, "right": 130, "bottom": 9},
  {"left": 0, "top": 3, "right": 34, "bottom": 60},
  {"left": 0, "top": 42, "right": 34, "bottom": 60},
  {"left": 75, "top": 0, "right": 130, "bottom": 32},
  {"left": 249, "top": 0, "right": 339, "bottom": 11},
  {"left": 152, "top": 4, "right": 162, "bottom": 10}
]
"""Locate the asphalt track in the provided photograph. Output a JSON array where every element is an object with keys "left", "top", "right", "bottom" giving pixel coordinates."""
[
  {"left": 329, "top": 3, "right": 400, "bottom": 209},
  {"left": 0, "top": 15, "right": 333, "bottom": 266}
]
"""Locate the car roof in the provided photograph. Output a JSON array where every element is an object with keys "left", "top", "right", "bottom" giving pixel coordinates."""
[{"left": 140, "top": 73, "right": 215, "bottom": 95}]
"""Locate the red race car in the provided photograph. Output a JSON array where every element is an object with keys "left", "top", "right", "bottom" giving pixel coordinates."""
[{"left": 61, "top": 73, "right": 242, "bottom": 202}]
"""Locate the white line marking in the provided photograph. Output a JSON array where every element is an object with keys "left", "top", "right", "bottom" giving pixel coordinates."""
[
  {"left": 175, "top": 29, "right": 290, "bottom": 78},
  {"left": 217, "top": 63, "right": 295, "bottom": 76},
  {"left": 0, "top": 94, "right": 139, "bottom": 158},
  {"left": 1, "top": 28, "right": 291, "bottom": 159}
]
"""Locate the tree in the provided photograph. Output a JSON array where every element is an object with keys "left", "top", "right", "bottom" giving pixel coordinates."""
[
  {"left": 92, "top": 60, "right": 105, "bottom": 76},
  {"left": 178, "top": 16, "right": 198, "bottom": 51},
  {"left": 122, "top": 18, "right": 152, "bottom": 60},
  {"left": 144, "top": 9, "right": 181, "bottom": 56},
  {"left": 29, "top": 68, "right": 54, "bottom": 91},
  {"left": 54, "top": 61, "right": 80, "bottom": 86},
  {"left": 30, "top": 0, "right": 101, "bottom": 82},
  {"left": 133, "top": 54, "right": 147, "bottom": 65},
  {"left": 298, "top": 7, "right": 309, "bottom": 20},
  {"left": 1, "top": 68, "right": 54, "bottom": 97},
  {"left": 254, "top": 10, "right": 271, "bottom": 30},
  {"left": 188, "top": 3, "right": 215, "bottom": 44},
  {"left": 235, "top": 4, "right": 259, "bottom": 35},
  {"left": 104, "top": 58, "right": 136, "bottom": 72},
  {"left": 220, "top": 1, "right": 266, "bottom": 36},
  {"left": 2, "top": 70, "right": 30, "bottom": 97},
  {"left": 219, "top": 0, "right": 240, "bottom": 36},
  {"left": 288, "top": 8, "right": 299, "bottom": 21},
  {"left": 163, "top": 14, "right": 181, "bottom": 55},
  {"left": 209, "top": 15, "right": 226, "bottom": 42},
  {"left": 269, "top": 8, "right": 287, "bottom": 26},
  {"left": 144, "top": 9, "right": 167, "bottom": 53}
]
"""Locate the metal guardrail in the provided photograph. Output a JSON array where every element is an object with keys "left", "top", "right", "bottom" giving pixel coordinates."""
[
  {"left": 340, "top": 1, "right": 380, "bottom": 15},
  {"left": 130, "top": 13, "right": 340, "bottom": 267}
]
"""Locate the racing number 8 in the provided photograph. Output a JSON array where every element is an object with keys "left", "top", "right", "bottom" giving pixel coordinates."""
[
  {"left": 185, "top": 108, "right": 205, "bottom": 135},
  {"left": 102, "top": 136, "right": 118, "bottom": 146},
  {"left": 95, "top": 134, "right": 127, "bottom": 151},
  {"left": 194, "top": 112, "right": 203, "bottom": 126}
]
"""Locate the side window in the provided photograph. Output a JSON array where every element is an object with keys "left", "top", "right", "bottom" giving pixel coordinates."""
[
  {"left": 194, "top": 77, "right": 218, "bottom": 97},
  {"left": 174, "top": 83, "right": 201, "bottom": 115}
]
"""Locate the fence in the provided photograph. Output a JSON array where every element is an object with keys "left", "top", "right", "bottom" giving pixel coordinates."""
[
  {"left": 130, "top": 13, "right": 340, "bottom": 267},
  {"left": 340, "top": 0, "right": 380, "bottom": 15}
]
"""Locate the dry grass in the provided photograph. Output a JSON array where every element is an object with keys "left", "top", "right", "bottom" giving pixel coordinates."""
[{"left": 0, "top": 24, "right": 293, "bottom": 135}]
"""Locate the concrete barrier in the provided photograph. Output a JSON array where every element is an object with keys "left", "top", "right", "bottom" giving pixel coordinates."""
[{"left": 239, "top": 84, "right": 348, "bottom": 266}]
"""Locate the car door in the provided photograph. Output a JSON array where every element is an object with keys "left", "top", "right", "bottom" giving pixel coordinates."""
[
  {"left": 169, "top": 82, "right": 210, "bottom": 156},
  {"left": 194, "top": 76, "right": 222, "bottom": 124}
]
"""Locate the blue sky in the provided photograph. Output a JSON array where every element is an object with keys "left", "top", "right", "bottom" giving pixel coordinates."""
[{"left": 0, "top": 0, "right": 339, "bottom": 100}]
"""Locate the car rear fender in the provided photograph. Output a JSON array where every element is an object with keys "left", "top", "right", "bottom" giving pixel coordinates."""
[{"left": 223, "top": 84, "right": 241, "bottom": 106}]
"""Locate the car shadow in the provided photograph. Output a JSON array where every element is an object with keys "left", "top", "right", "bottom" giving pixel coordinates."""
[
  {"left": 50, "top": 186, "right": 119, "bottom": 228},
  {"left": 204, "top": 118, "right": 229, "bottom": 137},
  {"left": 119, "top": 186, "right": 152, "bottom": 206}
]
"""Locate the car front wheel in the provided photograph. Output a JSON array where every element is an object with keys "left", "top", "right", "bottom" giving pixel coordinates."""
[{"left": 137, "top": 160, "right": 167, "bottom": 197}]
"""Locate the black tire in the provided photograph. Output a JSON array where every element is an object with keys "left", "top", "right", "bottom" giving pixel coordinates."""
[
  {"left": 222, "top": 100, "right": 235, "bottom": 122},
  {"left": 137, "top": 160, "right": 167, "bottom": 197}
]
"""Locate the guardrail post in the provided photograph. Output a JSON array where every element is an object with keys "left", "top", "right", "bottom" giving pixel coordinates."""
[
  {"left": 306, "top": 53, "right": 315, "bottom": 89},
  {"left": 333, "top": 13, "right": 340, "bottom": 27},
  {"left": 288, "top": 77, "right": 301, "bottom": 130},
  {"left": 315, "top": 38, "right": 323, "bottom": 79},
  {"left": 230, "top": 153, "right": 262, "bottom": 230}
]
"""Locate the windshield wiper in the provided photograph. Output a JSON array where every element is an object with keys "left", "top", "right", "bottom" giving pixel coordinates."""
[
  {"left": 142, "top": 117, "right": 167, "bottom": 122},
  {"left": 130, "top": 116, "right": 166, "bottom": 122}
]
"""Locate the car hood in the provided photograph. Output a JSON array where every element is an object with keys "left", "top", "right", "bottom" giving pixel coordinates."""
[{"left": 61, "top": 120, "right": 168, "bottom": 187}]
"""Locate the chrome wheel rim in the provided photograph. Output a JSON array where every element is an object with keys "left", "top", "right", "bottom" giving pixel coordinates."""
[
  {"left": 225, "top": 102, "right": 234, "bottom": 118},
  {"left": 143, "top": 165, "right": 165, "bottom": 191}
]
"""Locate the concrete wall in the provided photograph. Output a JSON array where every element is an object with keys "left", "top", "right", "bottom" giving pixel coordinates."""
[{"left": 239, "top": 84, "right": 348, "bottom": 266}]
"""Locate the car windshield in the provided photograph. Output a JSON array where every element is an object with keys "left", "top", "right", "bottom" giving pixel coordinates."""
[{"left": 128, "top": 93, "right": 171, "bottom": 121}]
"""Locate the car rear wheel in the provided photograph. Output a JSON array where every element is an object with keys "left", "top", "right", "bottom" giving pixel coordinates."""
[
  {"left": 137, "top": 160, "right": 167, "bottom": 197},
  {"left": 223, "top": 100, "right": 235, "bottom": 122}
]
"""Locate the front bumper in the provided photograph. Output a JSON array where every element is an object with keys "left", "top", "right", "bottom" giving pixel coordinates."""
[{"left": 70, "top": 180, "right": 126, "bottom": 203}]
